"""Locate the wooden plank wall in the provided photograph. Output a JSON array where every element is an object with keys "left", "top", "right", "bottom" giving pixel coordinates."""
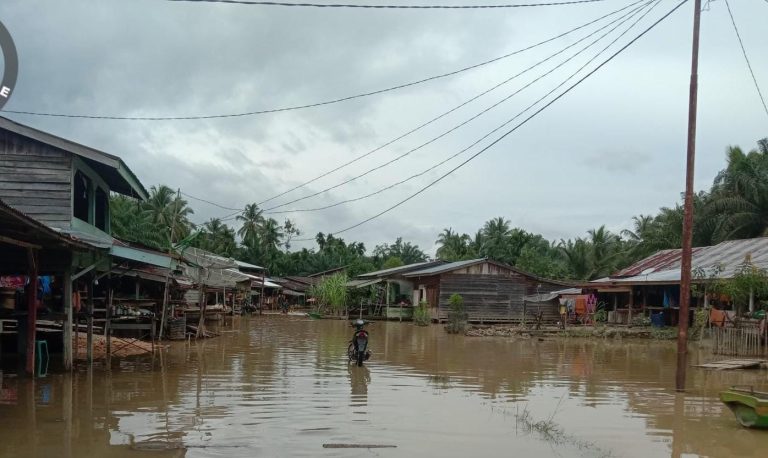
[
  {"left": 0, "top": 130, "right": 72, "bottom": 227},
  {"left": 437, "top": 273, "right": 562, "bottom": 323}
]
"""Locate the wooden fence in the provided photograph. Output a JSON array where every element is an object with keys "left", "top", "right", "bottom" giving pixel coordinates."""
[{"left": 711, "top": 326, "right": 767, "bottom": 356}]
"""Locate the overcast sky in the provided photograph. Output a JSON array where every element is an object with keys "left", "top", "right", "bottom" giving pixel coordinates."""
[{"left": 0, "top": 0, "right": 766, "bottom": 255}]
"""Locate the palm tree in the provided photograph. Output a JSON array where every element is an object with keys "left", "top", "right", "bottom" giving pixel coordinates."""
[
  {"left": 559, "top": 238, "right": 592, "bottom": 280},
  {"left": 708, "top": 142, "right": 768, "bottom": 240},
  {"left": 141, "top": 185, "right": 193, "bottom": 246},
  {"left": 480, "top": 217, "right": 512, "bottom": 262},
  {"left": 259, "top": 218, "right": 284, "bottom": 254},
  {"left": 587, "top": 225, "right": 620, "bottom": 278},
  {"left": 436, "top": 228, "right": 471, "bottom": 261},
  {"left": 236, "top": 203, "right": 264, "bottom": 248}
]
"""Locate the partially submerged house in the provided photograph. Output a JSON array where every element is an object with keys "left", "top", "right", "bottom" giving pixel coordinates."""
[
  {"left": 0, "top": 116, "right": 164, "bottom": 370},
  {"left": 349, "top": 258, "right": 571, "bottom": 322},
  {"left": 403, "top": 258, "right": 572, "bottom": 323}
]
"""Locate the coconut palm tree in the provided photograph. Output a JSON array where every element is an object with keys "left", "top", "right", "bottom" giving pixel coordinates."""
[
  {"left": 480, "top": 217, "right": 512, "bottom": 262},
  {"left": 236, "top": 203, "right": 264, "bottom": 248},
  {"left": 259, "top": 218, "right": 284, "bottom": 255},
  {"left": 141, "top": 185, "right": 193, "bottom": 246}
]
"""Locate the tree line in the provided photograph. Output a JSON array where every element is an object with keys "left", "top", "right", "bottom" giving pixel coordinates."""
[{"left": 111, "top": 138, "right": 767, "bottom": 280}]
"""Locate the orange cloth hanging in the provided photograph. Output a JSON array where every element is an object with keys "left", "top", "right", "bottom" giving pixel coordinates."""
[
  {"left": 574, "top": 296, "right": 588, "bottom": 317},
  {"left": 709, "top": 308, "right": 726, "bottom": 327},
  {"left": 72, "top": 291, "right": 81, "bottom": 313}
]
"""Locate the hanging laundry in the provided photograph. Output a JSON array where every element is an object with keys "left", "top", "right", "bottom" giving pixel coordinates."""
[
  {"left": 0, "top": 276, "right": 26, "bottom": 289},
  {"left": 663, "top": 291, "right": 670, "bottom": 308}
]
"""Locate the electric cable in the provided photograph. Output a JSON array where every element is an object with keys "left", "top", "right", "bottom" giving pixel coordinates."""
[
  {"left": 1, "top": 1, "right": 636, "bottom": 122},
  {"left": 262, "top": 0, "right": 652, "bottom": 211},
  {"left": 290, "top": 0, "right": 688, "bottom": 242},
  {"left": 269, "top": 0, "right": 657, "bottom": 215},
  {"left": 723, "top": 0, "right": 768, "bottom": 120},
  {"left": 167, "top": 0, "right": 609, "bottom": 9}
]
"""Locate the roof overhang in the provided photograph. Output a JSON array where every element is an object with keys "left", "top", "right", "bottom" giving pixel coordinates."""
[{"left": 110, "top": 244, "right": 177, "bottom": 269}]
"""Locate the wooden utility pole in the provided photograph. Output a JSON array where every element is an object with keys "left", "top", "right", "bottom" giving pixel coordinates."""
[{"left": 676, "top": 0, "right": 702, "bottom": 393}]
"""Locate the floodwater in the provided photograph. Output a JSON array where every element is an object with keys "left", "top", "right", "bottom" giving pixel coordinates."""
[{"left": 1, "top": 317, "right": 767, "bottom": 457}]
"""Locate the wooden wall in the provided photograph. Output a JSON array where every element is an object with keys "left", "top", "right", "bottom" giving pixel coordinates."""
[
  {"left": 0, "top": 130, "right": 72, "bottom": 228},
  {"left": 436, "top": 271, "right": 563, "bottom": 323}
]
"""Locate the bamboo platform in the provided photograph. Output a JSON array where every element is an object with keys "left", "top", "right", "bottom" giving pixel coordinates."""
[{"left": 695, "top": 359, "right": 767, "bottom": 370}]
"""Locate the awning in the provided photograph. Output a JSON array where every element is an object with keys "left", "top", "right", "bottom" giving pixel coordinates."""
[
  {"left": 110, "top": 244, "right": 177, "bottom": 269},
  {"left": 282, "top": 289, "right": 304, "bottom": 296},
  {"left": 252, "top": 279, "right": 282, "bottom": 289}
]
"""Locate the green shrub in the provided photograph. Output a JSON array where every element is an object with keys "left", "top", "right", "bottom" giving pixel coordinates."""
[
  {"left": 446, "top": 294, "right": 468, "bottom": 334},
  {"left": 414, "top": 301, "right": 431, "bottom": 326}
]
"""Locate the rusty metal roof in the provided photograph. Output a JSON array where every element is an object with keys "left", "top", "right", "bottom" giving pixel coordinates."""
[{"left": 608, "top": 237, "right": 768, "bottom": 283}]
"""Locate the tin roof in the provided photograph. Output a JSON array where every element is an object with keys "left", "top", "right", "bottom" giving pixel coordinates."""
[
  {"left": 403, "top": 258, "right": 488, "bottom": 277},
  {"left": 604, "top": 237, "right": 768, "bottom": 284},
  {"left": 357, "top": 260, "right": 445, "bottom": 278}
]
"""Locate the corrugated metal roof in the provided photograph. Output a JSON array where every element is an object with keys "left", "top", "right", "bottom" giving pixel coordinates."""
[
  {"left": 346, "top": 278, "right": 383, "bottom": 289},
  {"left": 604, "top": 237, "right": 768, "bottom": 284},
  {"left": 357, "top": 260, "right": 445, "bottom": 278},
  {"left": 403, "top": 258, "right": 487, "bottom": 277},
  {"left": 235, "top": 260, "right": 264, "bottom": 270}
]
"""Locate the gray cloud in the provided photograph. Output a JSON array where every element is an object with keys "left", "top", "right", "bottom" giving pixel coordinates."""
[{"left": 1, "top": 0, "right": 766, "bottom": 254}]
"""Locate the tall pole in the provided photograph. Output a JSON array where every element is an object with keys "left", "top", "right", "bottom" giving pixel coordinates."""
[{"left": 676, "top": 0, "right": 702, "bottom": 393}]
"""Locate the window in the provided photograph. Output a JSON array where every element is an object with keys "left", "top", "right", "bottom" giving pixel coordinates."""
[
  {"left": 73, "top": 170, "right": 91, "bottom": 222},
  {"left": 95, "top": 187, "right": 108, "bottom": 231}
]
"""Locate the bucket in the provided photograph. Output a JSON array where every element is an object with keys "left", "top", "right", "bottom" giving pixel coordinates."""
[{"left": 169, "top": 316, "right": 186, "bottom": 340}]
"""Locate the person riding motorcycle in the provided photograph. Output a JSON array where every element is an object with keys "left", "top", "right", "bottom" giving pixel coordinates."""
[{"left": 350, "top": 319, "right": 371, "bottom": 364}]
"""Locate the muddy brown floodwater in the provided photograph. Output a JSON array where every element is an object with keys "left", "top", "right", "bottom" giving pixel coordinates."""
[{"left": 1, "top": 316, "right": 767, "bottom": 457}]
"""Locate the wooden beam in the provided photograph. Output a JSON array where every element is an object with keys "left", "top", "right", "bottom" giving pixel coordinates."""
[
  {"left": 72, "top": 259, "right": 106, "bottom": 281},
  {"left": 25, "top": 249, "right": 38, "bottom": 376},
  {"left": 86, "top": 277, "right": 94, "bottom": 365},
  {"left": 0, "top": 235, "right": 41, "bottom": 250},
  {"left": 63, "top": 267, "right": 73, "bottom": 371}
]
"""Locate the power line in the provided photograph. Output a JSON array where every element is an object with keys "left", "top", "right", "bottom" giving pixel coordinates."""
[
  {"left": 273, "top": 0, "right": 656, "bottom": 216},
  {"left": 139, "top": 1, "right": 644, "bottom": 213},
  {"left": 292, "top": 0, "right": 688, "bottom": 242},
  {"left": 1, "top": 1, "right": 637, "bottom": 123},
  {"left": 723, "top": 0, "right": 768, "bottom": 120},
  {"left": 255, "top": 0, "right": 647, "bottom": 206},
  {"left": 182, "top": 191, "right": 242, "bottom": 211},
  {"left": 167, "top": 0, "right": 609, "bottom": 9},
  {"left": 263, "top": 0, "right": 652, "bottom": 212}
]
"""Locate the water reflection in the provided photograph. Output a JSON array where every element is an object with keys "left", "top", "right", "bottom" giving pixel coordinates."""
[
  {"left": 0, "top": 317, "right": 766, "bottom": 457},
  {"left": 347, "top": 364, "right": 370, "bottom": 402}
]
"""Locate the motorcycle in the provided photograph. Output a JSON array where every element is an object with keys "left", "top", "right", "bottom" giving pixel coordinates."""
[{"left": 347, "top": 319, "right": 371, "bottom": 367}]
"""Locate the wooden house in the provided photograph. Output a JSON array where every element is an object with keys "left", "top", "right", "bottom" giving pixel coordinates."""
[
  {"left": 0, "top": 116, "right": 154, "bottom": 369},
  {"left": 402, "top": 258, "right": 572, "bottom": 323}
]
